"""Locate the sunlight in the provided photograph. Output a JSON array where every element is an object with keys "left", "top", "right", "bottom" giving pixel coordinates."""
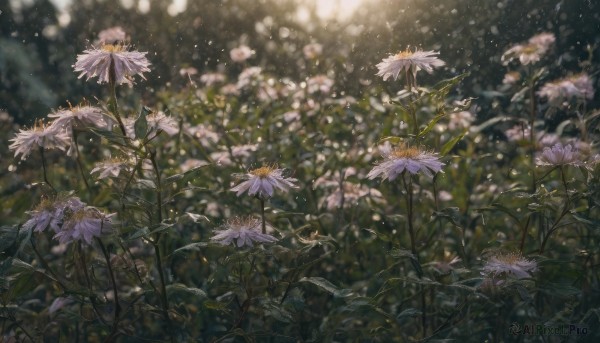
[{"left": 315, "top": 0, "right": 364, "bottom": 20}]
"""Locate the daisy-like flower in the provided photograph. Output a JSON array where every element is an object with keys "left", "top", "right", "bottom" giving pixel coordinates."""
[
  {"left": 323, "top": 182, "right": 383, "bottom": 210},
  {"left": 482, "top": 252, "right": 537, "bottom": 279},
  {"left": 146, "top": 111, "right": 179, "bottom": 136},
  {"left": 210, "top": 144, "right": 258, "bottom": 166},
  {"left": 230, "top": 45, "right": 255, "bottom": 63},
  {"left": 536, "top": 143, "right": 582, "bottom": 167},
  {"left": 97, "top": 26, "right": 127, "bottom": 44},
  {"left": 367, "top": 144, "right": 444, "bottom": 181},
  {"left": 54, "top": 207, "right": 114, "bottom": 245},
  {"left": 231, "top": 165, "right": 299, "bottom": 198},
  {"left": 73, "top": 44, "right": 151, "bottom": 85},
  {"left": 48, "top": 105, "right": 112, "bottom": 131},
  {"left": 376, "top": 48, "right": 445, "bottom": 87},
  {"left": 502, "top": 71, "right": 521, "bottom": 85},
  {"left": 9, "top": 120, "right": 71, "bottom": 160},
  {"left": 91, "top": 158, "right": 131, "bottom": 179},
  {"left": 236, "top": 66, "right": 263, "bottom": 89},
  {"left": 307, "top": 75, "right": 334, "bottom": 94},
  {"left": 501, "top": 32, "right": 555, "bottom": 66},
  {"left": 538, "top": 73, "right": 594, "bottom": 105},
  {"left": 211, "top": 216, "right": 277, "bottom": 247},
  {"left": 448, "top": 111, "right": 475, "bottom": 131},
  {"left": 23, "top": 196, "right": 85, "bottom": 233},
  {"left": 200, "top": 72, "right": 226, "bottom": 86}
]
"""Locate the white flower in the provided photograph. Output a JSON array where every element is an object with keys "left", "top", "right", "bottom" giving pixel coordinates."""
[
  {"left": 367, "top": 145, "right": 444, "bottom": 181},
  {"left": 73, "top": 44, "right": 151, "bottom": 85},
  {"left": 482, "top": 253, "right": 537, "bottom": 279},
  {"left": 23, "top": 196, "right": 85, "bottom": 233},
  {"left": 236, "top": 67, "right": 263, "bottom": 89},
  {"left": 303, "top": 43, "right": 323, "bottom": 59},
  {"left": 307, "top": 75, "right": 334, "bottom": 94},
  {"left": 502, "top": 71, "right": 521, "bottom": 85},
  {"left": 230, "top": 45, "right": 255, "bottom": 62},
  {"left": 9, "top": 120, "right": 71, "bottom": 160},
  {"left": 211, "top": 217, "right": 277, "bottom": 247},
  {"left": 54, "top": 207, "right": 114, "bottom": 245},
  {"left": 48, "top": 105, "right": 112, "bottom": 131},
  {"left": 323, "top": 182, "right": 383, "bottom": 210},
  {"left": 231, "top": 166, "right": 299, "bottom": 198},
  {"left": 185, "top": 123, "right": 219, "bottom": 147},
  {"left": 448, "top": 111, "right": 475, "bottom": 131},
  {"left": 91, "top": 158, "right": 131, "bottom": 179},
  {"left": 536, "top": 143, "right": 582, "bottom": 166},
  {"left": 501, "top": 32, "right": 555, "bottom": 66},
  {"left": 376, "top": 49, "right": 445, "bottom": 87},
  {"left": 210, "top": 144, "right": 258, "bottom": 166}
]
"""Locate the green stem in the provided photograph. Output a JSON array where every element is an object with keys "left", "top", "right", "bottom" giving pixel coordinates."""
[
  {"left": 72, "top": 130, "right": 91, "bottom": 195},
  {"left": 108, "top": 59, "right": 127, "bottom": 138},
  {"left": 39, "top": 147, "right": 56, "bottom": 194},
  {"left": 260, "top": 198, "right": 266, "bottom": 234},
  {"left": 96, "top": 238, "right": 121, "bottom": 342}
]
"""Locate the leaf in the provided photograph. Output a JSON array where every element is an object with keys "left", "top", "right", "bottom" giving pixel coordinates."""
[
  {"left": 167, "top": 283, "right": 207, "bottom": 300},
  {"left": 440, "top": 130, "right": 467, "bottom": 156},
  {"left": 389, "top": 249, "right": 415, "bottom": 259},
  {"left": 396, "top": 308, "right": 421, "bottom": 320},
  {"left": 299, "top": 277, "right": 353, "bottom": 298},
  {"left": 417, "top": 113, "right": 446, "bottom": 138},
  {"left": 169, "top": 242, "right": 209, "bottom": 258},
  {"left": 134, "top": 106, "right": 151, "bottom": 139},
  {"left": 164, "top": 163, "right": 210, "bottom": 184}
]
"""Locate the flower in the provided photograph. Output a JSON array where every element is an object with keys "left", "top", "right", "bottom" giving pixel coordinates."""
[
  {"left": 200, "top": 72, "right": 226, "bottom": 86},
  {"left": 307, "top": 75, "right": 334, "bottom": 94},
  {"left": 9, "top": 120, "right": 71, "bottom": 160},
  {"left": 211, "top": 216, "right": 277, "bottom": 247},
  {"left": 48, "top": 105, "right": 112, "bottom": 131},
  {"left": 303, "top": 43, "right": 323, "bottom": 59},
  {"left": 146, "top": 111, "right": 179, "bottom": 136},
  {"left": 482, "top": 252, "right": 537, "bottom": 279},
  {"left": 236, "top": 67, "right": 263, "bottom": 89},
  {"left": 536, "top": 143, "right": 582, "bottom": 167},
  {"left": 231, "top": 165, "right": 299, "bottom": 198},
  {"left": 448, "top": 111, "right": 475, "bottom": 131},
  {"left": 501, "top": 32, "right": 555, "bottom": 66},
  {"left": 210, "top": 144, "right": 258, "bottom": 166},
  {"left": 97, "top": 26, "right": 127, "bottom": 44},
  {"left": 91, "top": 158, "right": 131, "bottom": 179},
  {"left": 502, "top": 71, "right": 521, "bottom": 85},
  {"left": 538, "top": 73, "right": 594, "bottom": 105},
  {"left": 367, "top": 144, "right": 444, "bottom": 181},
  {"left": 73, "top": 44, "right": 151, "bottom": 85},
  {"left": 230, "top": 45, "right": 255, "bottom": 62},
  {"left": 54, "top": 207, "right": 114, "bottom": 245},
  {"left": 23, "top": 196, "right": 85, "bottom": 233},
  {"left": 323, "top": 182, "right": 383, "bottom": 210},
  {"left": 376, "top": 49, "right": 445, "bottom": 87}
]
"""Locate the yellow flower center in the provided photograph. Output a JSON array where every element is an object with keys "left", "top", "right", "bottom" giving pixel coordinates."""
[
  {"left": 394, "top": 49, "right": 414, "bottom": 59},
  {"left": 494, "top": 253, "right": 522, "bottom": 265},
  {"left": 250, "top": 166, "right": 275, "bottom": 178},
  {"left": 521, "top": 44, "right": 538, "bottom": 54},
  {"left": 34, "top": 197, "right": 54, "bottom": 211},
  {"left": 101, "top": 44, "right": 126, "bottom": 53},
  {"left": 390, "top": 146, "right": 422, "bottom": 159}
]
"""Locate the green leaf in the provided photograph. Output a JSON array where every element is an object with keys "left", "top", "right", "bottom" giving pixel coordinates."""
[
  {"left": 417, "top": 113, "right": 446, "bottom": 138},
  {"left": 440, "top": 130, "right": 467, "bottom": 156},
  {"left": 167, "top": 283, "right": 207, "bottom": 300},
  {"left": 299, "top": 277, "right": 353, "bottom": 298},
  {"left": 169, "top": 242, "right": 209, "bottom": 258},
  {"left": 134, "top": 106, "right": 151, "bottom": 139},
  {"left": 396, "top": 308, "right": 421, "bottom": 320}
]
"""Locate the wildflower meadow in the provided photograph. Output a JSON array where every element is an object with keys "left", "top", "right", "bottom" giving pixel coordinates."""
[{"left": 1, "top": 0, "right": 599, "bottom": 341}]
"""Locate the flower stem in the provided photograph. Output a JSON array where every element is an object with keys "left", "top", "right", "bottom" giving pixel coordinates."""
[
  {"left": 260, "top": 198, "right": 266, "bottom": 234},
  {"left": 39, "top": 147, "right": 56, "bottom": 194},
  {"left": 96, "top": 238, "right": 121, "bottom": 341},
  {"left": 528, "top": 70, "right": 538, "bottom": 193},
  {"left": 108, "top": 58, "right": 127, "bottom": 138},
  {"left": 72, "top": 130, "right": 91, "bottom": 196}
]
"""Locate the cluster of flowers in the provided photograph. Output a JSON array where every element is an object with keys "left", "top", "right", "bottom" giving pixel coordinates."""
[{"left": 23, "top": 195, "right": 113, "bottom": 245}]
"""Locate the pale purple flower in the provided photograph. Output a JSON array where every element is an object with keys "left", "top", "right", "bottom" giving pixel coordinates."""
[
  {"left": 49, "top": 297, "right": 74, "bottom": 315},
  {"left": 501, "top": 32, "right": 555, "bottom": 66},
  {"left": 211, "top": 217, "right": 277, "bottom": 247},
  {"left": 220, "top": 83, "right": 240, "bottom": 96},
  {"left": 448, "top": 111, "right": 475, "bottom": 131},
  {"left": 48, "top": 106, "right": 112, "bottom": 131},
  {"left": 482, "top": 253, "right": 537, "bottom": 279},
  {"left": 367, "top": 145, "right": 444, "bottom": 181},
  {"left": 231, "top": 166, "right": 299, "bottom": 198},
  {"left": 210, "top": 144, "right": 258, "bottom": 166},
  {"left": 236, "top": 67, "right": 262, "bottom": 89},
  {"left": 147, "top": 111, "right": 179, "bottom": 136},
  {"left": 323, "top": 182, "right": 383, "bottom": 210},
  {"left": 200, "top": 72, "right": 226, "bottom": 86},
  {"left": 73, "top": 44, "right": 151, "bottom": 85},
  {"left": 23, "top": 196, "right": 85, "bottom": 233},
  {"left": 9, "top": 120, "right": 70, "bottom": 160},
  {"left": 54, "top": 207, "right": 114, "bottom": 245},
  {"left": 376, "top": 49, "right": 445, "bottom": 87},
  {"left": 303, "top": 43, "right": 323, "bottom": 59},
  {"left": 97, "top": 26, "right": 127, "bottom": 44},
  {"left": 502, "top": 71, "right": 521, "bottom": 85},
  {"left": 536, "top": 143, "right": 582, "bottom": 166},
  {"left": 91, "top": 158, "right": 130, "bottom": 179},
  {"left": 230, "top": 45, "right": 255, "bottom": 62},
  {"left": 538, "top": 73, "right": 594, "bottom": 105},
  {"left": 185, "top": 123, "right": 219, "bottom": 147},
  {"left": 307, "top": 75, "right": 334, "bottom": 94}
]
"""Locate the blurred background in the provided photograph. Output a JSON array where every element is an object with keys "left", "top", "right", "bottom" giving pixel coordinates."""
[{"left": 2, "top": 0, "right": 599, "bottom": 124}]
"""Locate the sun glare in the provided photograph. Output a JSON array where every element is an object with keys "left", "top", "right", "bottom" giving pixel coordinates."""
[{"left": 295, "top": 0, "right": 366, "bottom": 23}]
